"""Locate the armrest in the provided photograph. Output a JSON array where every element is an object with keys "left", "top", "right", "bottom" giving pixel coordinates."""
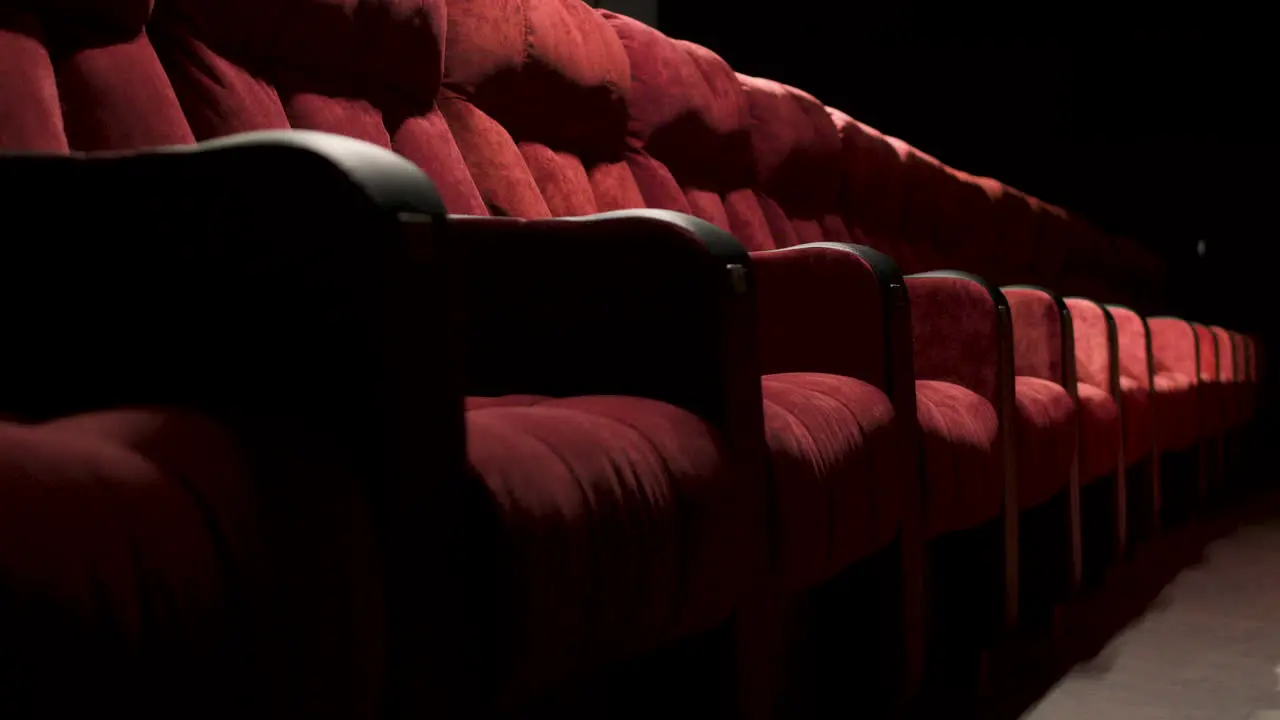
[
  {"left": 749, "top": 242, "right": 915, "bottom": 412},
  {"left": 0, "top": 131, "right": 462, "bottom": 715},
  {"left": 0, "top": 129, "right": 454, "bottom": 423},
  {"left": 452, "top": 209, "right": 763, "bottom": 445}
]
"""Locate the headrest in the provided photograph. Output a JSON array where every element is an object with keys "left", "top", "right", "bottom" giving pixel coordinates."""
[
  {"left": 825, "top": 108, "right": 908, "bottom": 226},
  {"left": 167, "top": 0, "right": 446, "bottom": 111},
  {"left": 738, "top": 74, "right": 841, "bottom": 212},
  {"left": 443, "top": 0, "right": 629, "bottom": 156},
  {"left": 677, "top": 40, "right": 750, "bottom": 139},
  {"left": 604, "top": 16, "right": 747, "bottom": 149}
]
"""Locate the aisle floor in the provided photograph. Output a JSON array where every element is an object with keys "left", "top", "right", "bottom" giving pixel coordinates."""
[{"left": 1023, "top": 507, "right": 1280, "bottom": 719}]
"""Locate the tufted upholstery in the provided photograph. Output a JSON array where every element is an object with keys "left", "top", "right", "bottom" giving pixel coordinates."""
[{"left": 0, "top": 0, "right": 761, "bottom": 712}]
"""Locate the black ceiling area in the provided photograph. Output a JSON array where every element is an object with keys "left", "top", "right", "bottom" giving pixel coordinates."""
[{"left": 660, "top": 6, "right": 1276, "bottom": 332}]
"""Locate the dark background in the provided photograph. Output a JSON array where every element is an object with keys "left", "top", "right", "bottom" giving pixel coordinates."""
[{"left": 658, "top": 7, "right": 1274, "bottom": 338}]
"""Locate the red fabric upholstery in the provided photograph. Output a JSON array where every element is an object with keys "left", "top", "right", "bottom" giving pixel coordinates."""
[
  {"left": 761, "top": 374, "right": 904, "bottom": 589},
  {"left": 465, "top": 394, "right": 746, "bottom": 701},
  {"left": 916, "top": 381, "right": 1002, "bottom": 536},
  {"left": 1213, "top": 326, "right": 1242, "bottom": 429},
  {"left": 0, "top": 408, "right": 387, "bottom": 716},
  {"left": 1105, "top": 306, "right": 1154, "bottom": 466},
  {"left": 604, "top": 15, "right": 921, "bottom": 569},
  {"left": 825, "top": 109, "right": 933, "bottom": 274},
  {"left": 1066, "top": 298, "right": 1125, "bottom": 480},
  {"left": 441, "top": 1, "right": 909, "bottom": 622},
  {"left": 1013, "top": 376, "right": 1077, "bottom": 507},
  {"left": 0, "top": 0, "right": 778, "bottom": 707},
  {"left": 1149, "top": 317, "right": 1202, "bottom": 451},
  {"left": 1077, "top": 382, "right": 1122, "bottom": 483},
  {"left": 1194, "top": 323, "right": 1226, "bottom": 440},
  {"left": 1004, "top": 288, "right": 1076, "bottom": 505}
]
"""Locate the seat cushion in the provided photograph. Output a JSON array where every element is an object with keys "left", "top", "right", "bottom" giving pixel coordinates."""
[
  {"left": 1152, "top": 371, "right": 1200, "bottom": 452},
  {"left": 1118, "top": 376, "right": 1153, "bottom": 466},
  {"left": 916, "top": 380, "right": 1002, "bottom": 537},
  {"left": 761, "top": 372, "right": 903, "bottom": 592},
  {"left": 1013, "top": 376, "right": 1077, "bottom": 508},
  {"left": 1077, "top": 382, "right": 1121, "bottom": 483},
  {"left": 466, "top": 395, "right": 751, "bottom": 702},
  {"left": 0, "top": 409, "right": 308, "bottom": 716}
]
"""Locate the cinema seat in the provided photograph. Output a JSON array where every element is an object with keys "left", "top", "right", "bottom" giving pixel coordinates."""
[
  {"left": 1148, "top": 317, "right": 1203, "bottom": 526},
  {"left": 3, "top": 1, "right": 768, "bottom": 716},
  {"left": 826, "top": 108, "right": 1085, "bottom": 632},
  {"left": 1064, "top": 298, "right": 1127, "bottom": 576},
  {"left": 0, "top": 123, "right": 460, "bottom": 718},
  {"left": 1105, "top": 305, "right": 1160, "bottom": 543},
  {"left": 1193, "top": 323, "right": 1226, "bottom": 499},
  {"left": 437, "top": 2, "right": 927, "bottom": 713}
]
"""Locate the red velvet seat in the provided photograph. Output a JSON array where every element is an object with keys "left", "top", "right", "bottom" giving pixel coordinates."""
[
  {"left": 464, "top": 394, "right": 747, "bottom": 693},
  {"left": 1194, "top": 323, "right": 1226, "bottom": 444},
  {"left": 826, "top": 107, "right": 1080, "bottom": 615},
  {"left": 3, "top": 0, "right": 771, "bottom": 714},
  {"left": 1108, "top": 307, "right": 1156, "bottom": 467},
  {"left": 1148, "top": 318, "right": 1202, "bottom": 453},
  {"left": 604, "top": 20, "right": 915, "bottom": 573},
  {"left": 0, "top": 15, "right": 476, "bottom": 711},
  {"left": 0, "top": 411, "right": 260, "bottom": 715},
  {"left": 1149, "top": 317, "right": 1205, "bottom": 523},
  {"left": 1065, "top": 299, "right": 1124, "bottom": 485},
  {"left": 1211, "top": 326, "right": 1237, "bottom": 428},
  {"left": 436, "top": 1, "right": 908, "bottom": 711}
]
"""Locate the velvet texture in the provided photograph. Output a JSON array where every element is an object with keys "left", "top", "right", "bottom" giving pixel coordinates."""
[
  {"left": 0, "top": 0, "right": 1260, "bottom": 716},
  {"left": 1067, "top": 298, "right": 1125, "bottom": 481},
  {"left": 1149, "top": 318, "right": 1202, "bottom": 451}
]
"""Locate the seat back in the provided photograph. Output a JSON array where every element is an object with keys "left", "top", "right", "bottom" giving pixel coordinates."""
[
  {"left": 1107, "top": 305, "right": 1153, "bottom": 389},
  {"left": 1066, "top": 299, "right": 1114, "bottom": 393},
  {"left": 1193, "top": 323, "right": 1220, "bottom": 383},
  {"left": 1148, "top": 317, "right": 1199, "bottom": 380},
  {"left": 1211, "top": 326, "right": 1235, "bottom": 382},
  {"left": 441, "top": 0, "right": 641, "bottom": 219}
]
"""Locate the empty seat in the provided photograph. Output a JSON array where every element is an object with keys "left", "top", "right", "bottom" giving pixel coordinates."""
[
  {"left": 6, "top": 0, "right": 770, "bottom": 715},
  {"left": 826, "top": 106, "right": 1080, "bottom": 618}
]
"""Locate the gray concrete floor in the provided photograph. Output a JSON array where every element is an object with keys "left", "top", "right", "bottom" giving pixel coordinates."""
[{"left": 1023, "top": 513, "right": 1280, "bottom": 719}]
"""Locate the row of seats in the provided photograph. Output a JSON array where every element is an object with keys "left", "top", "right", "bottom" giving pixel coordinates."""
[{"left": 0, "top": 0, "right": 1262, "bottom": 717}]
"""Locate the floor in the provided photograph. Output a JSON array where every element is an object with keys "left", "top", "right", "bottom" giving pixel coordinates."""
[{"left": 1022, "top": 501, "right": 1280, "bottom": 719}]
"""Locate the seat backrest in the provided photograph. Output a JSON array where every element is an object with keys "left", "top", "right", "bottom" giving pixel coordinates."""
[
  {"left": 824, "top": 108, "right": 918, "bottom": 265},
  {"left": 1192, "top": 323, "right": 1220, "bottom": 382},
  {"left": 1210, "top": 326, "right": 1235, "bottom": 382},
  {"left": 0, "top": 0, "right": 492, "bottom": 216},
  {"left": 1248, "top": 336, "right": 1260, "bottom": 382},
  {"left": 825, "top": 109, "right": 948, "bottom": 274},
  {"left": 0, "top": 1, "right": 491, "bottom": 715},
  {"left": 930, "top": 166, "right": 1000, "bottom": 280},
  {"left": 1066, "top": 298, "right": 1113, "bottom": 392},
  {"left": 953, "top": 173, "right": 1030, "bottom": 286},
  {"left": 601, "top": 15, "right": 888, "bottom": 386},
  {"left": 1148, "top": 317, "right": 1199, "bottom": 379},
  {"left": 441, "top": 0, "right": 643, "bottom": 219},
  {"left": 1028, "top": 200, "right": 1072, "bottom": 291},
  {"left": 600, "top": 14, "right": 774, "bottom": 248},
  {"left": 0, "top": 1, "right": 195, "bottom": 152},
  {"left": 1106, "top": 305, "right": 1152, "bottom": 389},
  {"left": 1232, "top": 332, "right": 1248, "bottom": 382},
  {"left": 737, "top": 76, "right": 855, "bottom": 249}
]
